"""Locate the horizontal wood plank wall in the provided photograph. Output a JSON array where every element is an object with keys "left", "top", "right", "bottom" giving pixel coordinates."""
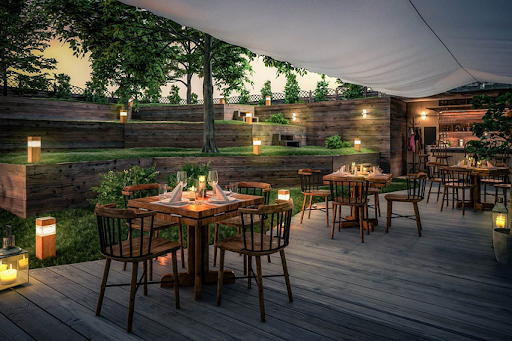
[
  {"left": 255, "top": 98, "right": 406, "bottom": 175},
  {"left": 24, "top": 159, "right": 154, "bottom": 217},
  {"left": 0, "top": 119, "right": 125, "bottom": 152},
  {"left": 251, "top": 124, "right": 307, "bottom": 146},
  {"left": 0, "top": 163, "right": 27, "bottom": 218},
  {"left": 390, "top": 98, "right": 408, "bottom": 176},
  {"left": 124, "top": 123, "right": 252, "bottom": 148},
  {"left": 134, "top": 104, "right": 255, "bottom": 121},
  {"left": 0, "top": 96, "right": 117, "bottom": 121}
]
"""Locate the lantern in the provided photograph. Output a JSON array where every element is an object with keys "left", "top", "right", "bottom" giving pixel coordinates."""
[
  {"left": 120, "top": 110, "right": 128, "bottom": 124},
  {"left": 265, "top": 95, "right": 271, "bottom": 106},
  {"left": 354, "top": 138, "right": 361, "bottom": 152},
  {"left": 278, "top": 189, "right": 290, "bottom": 200},
  {"left": 27, "top": 136, "right": 41, "bottom": 163},
  {"left": 0, "top": 225, "right": 29, "bottom": 291},
  {"left": 246, "top": 112, "right": 253, "bottom": 125},
  {"left": 362, "top": 109, "right": 367, "bottom": 119},
  {"left": 492, "top": 199, "right": 508, "bottom": 230},
  {"left": 36, "top": 217, "right": 56, "bottom": 260},
  {"left": 253, "top": 138, "right": 262, "bottom": 155}
]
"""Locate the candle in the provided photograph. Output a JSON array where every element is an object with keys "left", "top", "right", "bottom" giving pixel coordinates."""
[
  {"left": 198, "top": 176, "right": 206, "bottom": 189},
  {"left": 496, "top": 214, "right": 506, "bottom": 228},
  {"left": 18, "top": 255, "right": 28, "bottom": 270},
  {"left": 0, "top": 264, "right": 17, "bottom": 285}
]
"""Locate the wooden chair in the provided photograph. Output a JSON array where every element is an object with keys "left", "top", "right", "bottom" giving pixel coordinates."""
[
  {"left": 122, "top": 183, "right": 185, "bottom": 279},
  {"left": 213, "top": 182, "right": 272, "bottom": 271},
  {"left": 94, "top": 204, "right": 180, "bottom": 333},
  {"left": 367, "top": 187, "right": 381, "bottom": 219},
  {"left": 385, "top": 173, "right": 427, "bottom": 236},
  {"left": 440, "top": 167, "right": 475, "bottom": 215},
  {"left": 328, "top": 177, "right": 369, "bottom": 243},
  {"left": 215, "top": 199, "right": 294, "bottom": 322},
  {"left": 432, "top": 140, "right": 451, "bottom": 165},
  {"left": 494, "top": 183, "right": 511, "bottom": 204},
  {"left": 298, "top": 169, "right": 330, "bottom": 226},
  {"left": 480, "top": 168, "right": 509, "bottom": 203},
  {"left": 426, "top": 162, "right": 443, "bottom": 202}
]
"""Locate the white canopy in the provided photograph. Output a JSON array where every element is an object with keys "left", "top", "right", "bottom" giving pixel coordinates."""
[{"left": 121, "top": 0, "right": 512, "bottom": 97}]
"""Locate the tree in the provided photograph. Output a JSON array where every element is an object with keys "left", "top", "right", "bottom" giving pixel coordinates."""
[
  {"left": 238, "top": 88, "right": 250, "bottom": 104},
  {"left": 284, "top": 73, "right": 300, "bottom": 104},
  {"left": 336, "top": 79, "right": 365, "bottom": 100},
  {"left": 0, "top": 0, "right": 56, "bottom": 96},
  {"left": 314, "top": 74, "right": 329, "bottom": 102},
  {"left": 167, "top": 84, "right": 182, "bottom": 104},
  {"left": 259, "top": 80, "right": 272, "bottom": 104}
]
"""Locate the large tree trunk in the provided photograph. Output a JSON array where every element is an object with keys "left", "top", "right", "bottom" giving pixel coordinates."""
[
  {"left": 186, "top": 73, "right": 193, "bottom": 104},
  {"left": 202, "top": 34, "right": 219, "bottom": 153}
]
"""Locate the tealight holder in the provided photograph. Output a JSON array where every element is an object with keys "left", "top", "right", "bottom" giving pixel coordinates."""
[{"left": 0, "top": 225, "right": 29, "bottom": 291}]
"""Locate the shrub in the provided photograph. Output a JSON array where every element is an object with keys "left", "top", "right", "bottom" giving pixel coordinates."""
[
  {"left": 325, "top": 135, "right": 351, "bottom": 149},
  {"left": 167, "top": 85, "right": 182, "bottom": 105},
  {"left": 83, "top": 79, "right": 108, "bottom": 104},
  {"left": 190, "top": 93, "right": 199, "bottom": 104},
  {"left": 238, "top": 88, "right": 250, "bottom": 104},
  {"left": 90, "top": 165, "right": 159, "bottom": 207},
  {"left": 167, "top": 162, "right": 212, "bottom": 190},
  {"left": 314, "top": 74, "right": 329, "bottom": 102},
  {"left": 284, "top": 73, "right": 300, "bottom": 104},
  {"left": 53, "top": 73, "right": 71, "bottom": 99},
  {"left": 258, "top": 80, "right": 272, "bottom": 105},
  {"left": 265, "top": 112, "right": 289, "bottom": 125}
]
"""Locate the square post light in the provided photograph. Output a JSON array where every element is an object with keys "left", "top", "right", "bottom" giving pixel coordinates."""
[
  {"left": 246, "top": 112, "right": 253, "bottom": 125},
  {"left": 219, "top": 95, "right": 225, "bottom": 104},
  {"left": 120, "top": 110, "right": 128, "bottom": 124},
  {"left": 354, "top": 138, "right": 361, "bottom": 152},
  {"left": 278, "top": 189, "right": 290, "bottom": 200},
  {"left": 265, "top": 95, "right": 271, "bottom": 106},
  {"left": 27, "top": 136, "right": 41, "bottom": 163},
  {"left": 253, "top": 138, "right": 262, "bottom": 155},
  {"left": 36, "top": 217, "right": 56, "bottom": 260}
]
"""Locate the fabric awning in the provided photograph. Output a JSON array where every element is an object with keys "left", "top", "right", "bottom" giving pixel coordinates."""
[{"left": 120, "top": 0, "right": 512, "bottom": 97}]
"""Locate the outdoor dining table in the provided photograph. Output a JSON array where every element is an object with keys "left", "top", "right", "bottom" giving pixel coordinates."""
[
  {"left": 444, "top": 165, "right": 510, "bottom": 211},
  {"left": 128, "top": 193, "right": 264, "bottom": 300},
  {"left": 323, "top": 171, "right": 392, "bottom": 230}
]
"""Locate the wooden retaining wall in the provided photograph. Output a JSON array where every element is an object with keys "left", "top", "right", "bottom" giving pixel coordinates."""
[
  {"left": 251, "top": 124, "right": 306, "bottom": 146},
  {"left": 0, "top": 152, "right": 379, "bottom": 217},
  {"left": 134, "top": 104, "right": 255, "bottom": 121},
  {"left": 0, "top": 96, "right": 117, "bottom": 121}
]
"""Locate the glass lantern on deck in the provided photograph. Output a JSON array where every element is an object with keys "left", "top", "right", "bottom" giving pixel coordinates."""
[
  {"left": 0, "top": 225, "right": 29, "bottom": 291},
  {"left": 492, "top": 198, "right": 509, "bottom": 231}
]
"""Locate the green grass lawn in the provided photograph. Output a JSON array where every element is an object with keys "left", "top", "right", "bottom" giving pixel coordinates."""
[
  {"left": 0, "top": 146, "right": 376, "bottom": 165},
  {"left": 0, "top": 181, "right": 406, "bottom": 270}
]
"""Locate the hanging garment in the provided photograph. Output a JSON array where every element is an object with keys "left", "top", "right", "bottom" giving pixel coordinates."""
[{"left": 407, "top": 132, "right": 416, "bottom": 152}]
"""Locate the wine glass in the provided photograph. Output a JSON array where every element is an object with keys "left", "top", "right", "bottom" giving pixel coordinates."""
[
  {"left": 229, "top": 182, "right": 238, "bottom": 198},
  {"left": 177, "top": 171, "right": 187, "bottom": 189},
  {"left": 208, "top": 170, "right": 218, "bottom": 189},
  {"left": 158, "top": 183, "right": 167, "bottom": 200}
]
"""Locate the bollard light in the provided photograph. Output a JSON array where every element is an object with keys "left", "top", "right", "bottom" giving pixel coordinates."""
[
  {"left": 246, "top": 112, "right": 253, "bottom": 125},
  {"left": 36, "top": 217, "right": 56, "bottom": 260},
  {"left": 253, "top": 138, "right": 262, "bottom": 155},
  {"left": 27, "top": 136, "right": 41, "bottom": 163},
  {"left": 120, "top": 110, "right": 128, "bottom": 124},
  {"left": 354, "top": 138, "right": 361, "bottom": 152},
  {"left": 265, "top": 95, "right": 271, "bottom": 106}
]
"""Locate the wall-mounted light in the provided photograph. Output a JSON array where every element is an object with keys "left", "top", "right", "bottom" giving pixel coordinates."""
[
  {"left": 278, "top": 189, "right": 290, "bottom": 200},
  {"left": 421, "top": 111, "right": 427, "bottom": 120},
  {"left": 253, "top": 138, "right": 261, "bottom": 155},
  {"left": 362, "top": 109, "right": 367, "bottom": 119},
  {"left": 246, "top": 112, "right": 253, "bottom": 125},
  {"left": 265, "top": 95, "right": 271, "bottom": 106},
  {"left": 36, "top": 217, "right": 56, "bottom": 260},
  {"left": 27, "top": 136, "right": 41, "bottom": 163},
  {"left": 120, "top": 110, "right": 127, "bottom": 124},
  {"left": 354, "top": 138, "right": 361, "bottom": 152},
  {"left": 292, "top": 113, "right": 297, "bottom": 121}
]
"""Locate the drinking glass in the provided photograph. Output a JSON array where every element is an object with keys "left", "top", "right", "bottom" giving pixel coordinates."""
[
  {"left": 177, "top": 171, "right": 187, "bottom": 188},
  {"left": 229, "top": 182, "right": 238, "bottom": 198},
  {"left": 208, "top": 170, "right": 218, "bottom": 188},
  {"left": 158, "top": 183, "right": 167, "bottom": 200}
]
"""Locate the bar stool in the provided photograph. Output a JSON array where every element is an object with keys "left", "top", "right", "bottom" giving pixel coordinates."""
[{"left": 432, "top": 140, "right": 451, "bottom": 166}]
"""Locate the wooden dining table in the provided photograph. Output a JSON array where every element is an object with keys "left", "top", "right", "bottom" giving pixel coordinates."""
[
  {"left": 128, "top": 193, "right": 264, "bottom": 300},
  {"left": 323, "top": 172, "right": 392, "bottom": 230}
]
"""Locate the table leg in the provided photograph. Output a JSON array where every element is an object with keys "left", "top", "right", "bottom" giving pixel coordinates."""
[{"left": 195, "top": 222, "right": 202, "bottom": 300}]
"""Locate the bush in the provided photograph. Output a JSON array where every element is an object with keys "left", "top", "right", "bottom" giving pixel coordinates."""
[
  {"left": 258, "top": 80, "right": 272, "bottom": 105},
  {"left": 167, "top": 85, "right": 182, "bottom": 105},
  {"left": 284, "top": 74, "right": 300, "bottom": 104},
  {"left": 325, "top": 135, "right": 351, "bottom": 149},
  {"left": 238, "top": 88, "right": 250, "bottom": 104},
  {"left": 83, "top": 79, "right": 108, "bottom": 104},
  {"left": 265, "top": 112, "right": 289, "bottom": 125},
  {"left": 190, "top": 93, "right": 199, "bottom": 104},
  {"left": 314, "top": 74, "right": 329, "bottom": 102},
  {"left": 90, "top": 165, "right": 159, "bottom": 207},
  {"left": 167, "top": 162, "right": 211, "bottom": 190},
  {"left": 53, "top": 73, "right": 71, "bottom": 99}
]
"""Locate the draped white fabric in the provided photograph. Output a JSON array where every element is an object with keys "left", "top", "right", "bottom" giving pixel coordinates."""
[{"left": 120, "top": 0, "right": 512, "bottom": 97}]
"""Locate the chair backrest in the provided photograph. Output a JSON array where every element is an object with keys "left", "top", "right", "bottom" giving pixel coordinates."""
[
  {"left": 298, "top": 169, "right": 324, "bottom": 193},
  {"left": 328, "top": 177, "right": 369, "bottom": 205},
  {"left": 432, "top": 140, "right": 448, "bottom": 158},
  {"left": 238, "top": 199, "right": 294, "bottom": 253},
  {"left": 405, "top": 172, "right": 428, "bottom": 200},
  {"left": 95, "top": 203, "right": 156, "bottom": 260},
  {"left": 122, "top": 183, "right": 160, "bottom": 208},
  {"left": 237, "top": 182, "right": 272, "bottom": 205},
  {"left": 441, "top": 167, "right": 472, "bottom": 186},
  {"left": 426, "top": 162, "right": 442, "bottom": 180}
]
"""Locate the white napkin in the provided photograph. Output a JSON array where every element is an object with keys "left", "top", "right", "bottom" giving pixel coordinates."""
[
  {"left": 370, "top": 166, "right": 385, "bottom": 176},
  {"left": 486, "top": 161, "right": 497, "bottom": 169},
  {"left": 455, "top": 160, "right": 465, "bottom": 167},
  {"left": 161, "top": 183, "right": 183, "bottom": 203},
  {"left": 214, "top": 183, "right": 230, "bottom": 201}
]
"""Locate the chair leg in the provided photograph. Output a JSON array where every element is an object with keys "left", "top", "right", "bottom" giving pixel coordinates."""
[
  {"left": 300, "top": 195, "right": 307, "bottom": 224},
  {"left": 376, "top": 193, "right": 381, "bottom": 217},
  {"left": 280, "top": 250, "right": 293, "bottom": 302},
  {"left": 123, "top": 229, "right": 133, "bottom": 271},
  {"left": 366, "top": 203, "right": 371, "bottom": 229},
  {"left": 337, "top": 205, "right": 342, "bottom": 232},
  {"left": 495, "top": 187, "right": 499, "bottom": 204},
  {"left": 427, "top": 180, "right": 433, "bottom": 203},
  {"left": 255, "top": 256, "right": 266, "bottom": 322},
  {"left": 437, "top": 182, "right": 442, "bottom": 201},
  {"left": 440, "top": 187, "right": 447, "bottom": 211},
  {"left": 413, "top": 202, "right": 422, "bottom": 237},
  {"left": 149, "top": 259, "right": 153, "bottom": 281},
  {"left": 179, "top": 225, "right": 185, "bottom": 269},
  {"left": 96, "top": 258, "right": 111, "bottom": 316},
  {"left": 484, "top": 183, "right": 487, "bottom": 202},
  {"left": 213, "top": 223, "right": 220, "bottom": 266},
  {"left": 127, "top": 261, "right": 138, "bottom": 333},
  {"left": 267, "top": 255, "right": 271, "bottom": 263},
  {"left": 216, "top": 249, "right": 225, "bottom": 306},
  {"left": 331, "top": 204, "right": 337, "bottom": 239},
  {"left": 386, "top": 200, "right": 392, "bottom": 233},
  {"left": 462, "top": 188, "right": 466, "bottom": 216},
  {"left": 307, "top": 195, "right": 313, "bottom": 219},
  {"left": 143, "top": 260, "right": 148, "bottom": 296},
  {"left": 247, "top": 255, "right": 252, "bottom": 289},
  {"left": 325, "top": 196, "right": 329, "bottom": 226},
  {"left": 172, "top": 250, "right": 180, "bottom": 309},
  {"left": 452, "top": 186, "right": 455, "bottom": 209},
  {"left": 359, "top": 206, "right": 364, "bottom": 243}
]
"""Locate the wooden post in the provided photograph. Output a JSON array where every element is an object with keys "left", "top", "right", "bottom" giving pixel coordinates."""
[
  {"left": 354, "top": 138, "right": 361, "bottom": 152},
  {"left": 27, "top": 136, "right": 41, "bottom": 163},
  {"left": 253, "top": 138, "right": 261, "bottom": 155},
  {"left": 120, "top": 110, "right": 127, "bottom": 124},
  {"left": 246, "top": 112, "right": 253, "bottom": 125},
  {"left": 265, "top": 96, "right": 271, "bottom": 106},
  {"left": 36, "top": 217, "right": 56, "bottom": 260}
]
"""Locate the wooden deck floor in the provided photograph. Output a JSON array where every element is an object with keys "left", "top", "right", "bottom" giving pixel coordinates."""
[{"left": 1, "top": 190, "right": 512, "bottom": 341}]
